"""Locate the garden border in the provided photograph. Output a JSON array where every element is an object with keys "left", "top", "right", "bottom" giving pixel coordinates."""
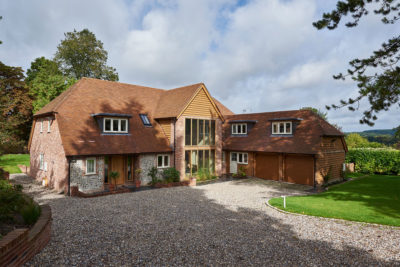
[
  {"left": 0, "top": 204, "right": 52, "bottom": 266},
  {"left": 265, "top": 198, "right": 399, "bottom": 229}
]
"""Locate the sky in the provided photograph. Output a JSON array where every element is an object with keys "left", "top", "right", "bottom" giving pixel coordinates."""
[{"left": 0, "top": 0, "right": 399, "bottom": 132}]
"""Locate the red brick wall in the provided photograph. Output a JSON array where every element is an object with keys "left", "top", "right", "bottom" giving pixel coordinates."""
[
  {"left": 29, "top": 115, "right": 68, "bottom": 192},
  {"left": 0, "top": 205, "right": 51, "bottom": 266}
]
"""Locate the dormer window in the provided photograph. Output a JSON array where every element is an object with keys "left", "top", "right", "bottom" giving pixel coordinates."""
[
  {"left": 232, "top": 123, "right": 247, "bottom": 135},
  {"left": 139, "top": 114, "right": 152, "bottom": 126},
  {"left": 272, "top": 122, "right": 292, "bottom": 135},
  {"left": 104, "top": 118, "right": 128, "bottom": 133}
]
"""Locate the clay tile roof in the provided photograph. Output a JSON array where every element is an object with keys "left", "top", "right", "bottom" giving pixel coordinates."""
[
  {"left": 154, "top": 83, "right": 203, "bottom": 118},
  {"left": 223, "top": 110, "right": 343, "bottom": 154},
  {"left": 212, "top": 98, "right": 235, "bottom": 116}
]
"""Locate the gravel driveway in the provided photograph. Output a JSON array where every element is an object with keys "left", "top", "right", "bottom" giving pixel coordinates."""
[{"left": 11, "top": 174, "right": 400, "bottom": 266}]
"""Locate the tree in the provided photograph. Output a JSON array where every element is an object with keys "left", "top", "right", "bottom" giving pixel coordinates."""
[
  {"left": 0, "top": 16, "right": 2, "bottom": 45},
  {"left": 345, "top": 133, "right": 386, "bottom": 148},
  {"left": 314, "top": 0, "right": 400, "bottom": 127},
  {"left": 0, "top": 62, "right": 33, "bottom": 153},
  {"left": 26, "top": 57, "right": 76, "bottom": 112},
  {"left": 54, "top": 29, "right": 118, "bottom": 81}
]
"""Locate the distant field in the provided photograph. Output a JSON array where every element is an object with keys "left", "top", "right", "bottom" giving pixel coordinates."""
[{"left": 0, "top": 154, "right": 30, "bottom": 173}]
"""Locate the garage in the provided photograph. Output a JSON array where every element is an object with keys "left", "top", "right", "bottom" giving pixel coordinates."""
[
  {"left": 255, "top": 153, "right": 279, "bottom": 181},
  {"left": 284, "top": 155, "right": 314, "bottom": 186}
]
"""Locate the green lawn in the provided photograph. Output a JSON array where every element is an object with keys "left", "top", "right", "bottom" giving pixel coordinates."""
[
  {"left": 269, "top": 174, "right": 400, "bottom": 226},
  {"left": 0, "top": 154, "right": 30, "bottom": 173}
]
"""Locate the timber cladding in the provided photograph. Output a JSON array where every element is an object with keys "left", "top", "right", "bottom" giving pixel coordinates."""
[
  {"left": 157, "top": 119, "right": 172, "bottom": 143},
  {"left": 181, "top": 88, "right": 220, "bottom": 118}
]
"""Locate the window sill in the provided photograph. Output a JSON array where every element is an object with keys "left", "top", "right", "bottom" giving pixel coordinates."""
[
  {"left": 85, "top": 173, "right": 97, "bottom": 176},
  {"left": 157, "top": 166, "right": 170, "bottom": 169},
  {"left": 271, "top": 134, "right": 293, "bottom": 137},
  {"left": 101, "top": 133, "right": 131, "bottom": 136}
]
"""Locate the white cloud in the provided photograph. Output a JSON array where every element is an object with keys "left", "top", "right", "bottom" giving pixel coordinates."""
[{"left": 0, "top": 0, "right": 398, "bottom": 131}]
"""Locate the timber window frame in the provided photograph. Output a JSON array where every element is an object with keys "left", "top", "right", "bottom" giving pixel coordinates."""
[
  {"left": 39, "top": 153, "right": 44, "bottom": 170},
  {"left": 103, "top": 118, "right": 128, "bottom": 133},
  {"left": 185, "top": 118, "right": 216, "bottom": 146},
  {"left": 232, "top": 123, "right": 247, "bottom": 135},
  {"left": 157, "top": 154, "right": 170, "bottom": 168},
  {"left": 139, "top": 114, "right": 152, "bottom": 126},
  {"left": 47, "top": 118, "right": 52, "bottom": 133},
  {"left": 86, "top": 158, "right": 96, "bottom": 175},
  {"left": 272, "top": 121, "right": 292, "bottom": 135},
  {"left": 40, "top": 120, "right": 43, "bottom": 133}
]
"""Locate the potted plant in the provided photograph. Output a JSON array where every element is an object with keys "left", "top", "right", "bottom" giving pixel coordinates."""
[
  {"left": 134, "top": 168, "right": 142, "bottom": 188},
  {"left": 109, "top": 171, "right": 119, "bottom": 191}
]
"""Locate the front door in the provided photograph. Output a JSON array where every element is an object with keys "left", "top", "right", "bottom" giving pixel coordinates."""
[
  {"left": 111, "top": 155, "right": 125, "bottom": 184},
  {"left": 230, "top": 152, "right": 238, "bottom": 173}
]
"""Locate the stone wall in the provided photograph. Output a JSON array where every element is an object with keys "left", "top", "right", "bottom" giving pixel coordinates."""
[
  {"left": 139, "top": 154, "right": 174, "bottom": 185},
  {"left": 70, "top": 157, "right": 104, "bottom": 192}
]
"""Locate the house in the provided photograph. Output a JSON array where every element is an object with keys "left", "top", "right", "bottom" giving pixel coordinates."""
[{"left": 28, "top": 78, "right": 346, "bottom": 193}]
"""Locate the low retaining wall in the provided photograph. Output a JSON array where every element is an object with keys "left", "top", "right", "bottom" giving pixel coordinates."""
[
  {"left": 0, "top": 204, "right": 52, "bottom": 266},
  {"left": 70, "top": 185, "right": 131, "bottom": 198}
]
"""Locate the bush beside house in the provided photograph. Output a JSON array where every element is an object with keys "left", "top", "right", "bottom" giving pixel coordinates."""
[{"left": 346, "top": 148, "right": 400, "bottom": 175}]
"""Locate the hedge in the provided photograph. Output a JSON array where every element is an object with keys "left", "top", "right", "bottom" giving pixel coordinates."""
[{"left": 346, "top": 148, "right": 400, "bottom": 175}]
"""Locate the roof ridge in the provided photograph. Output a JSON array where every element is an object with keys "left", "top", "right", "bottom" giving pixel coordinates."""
[
  {"left": 82, "top": 77, "right": 166, "bottom": 92},
  {"left": 226, "top": 109, "right": 308, "bottom": 117}
]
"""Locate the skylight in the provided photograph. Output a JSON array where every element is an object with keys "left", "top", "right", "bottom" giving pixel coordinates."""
[{"left": 140, "top": 114, "right": 152, "bottom": 126}]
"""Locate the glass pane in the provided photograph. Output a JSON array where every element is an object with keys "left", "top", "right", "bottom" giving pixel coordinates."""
[
  {"left": 205, "top": 120, "right": 210, "bottom": 145},
  {"left": 127, "top": 157, "right": 132, "bottom": 180},
  {"left": 105, "top": 119, "right": 111, "bottom": 131},
  {"left": 185, "top": 151, "right": 191, "bottom": 174},
  {"left": 191, "top": 150, "right": 198, "bottom": 173},
  {"left": 104, "top": 156, "right": 109, "bottom": 183},
  {"left": 164, "top": 155, "right": 169, "bottom": 167},
  {"left": 231, "top": 153, "right": 237, "bottom": 161},
  {"left": 113, "top": 119, "right": 119, "bottom": 132},
  {"left": 121, "top": 120, "right": 127, "bottom": 132},
  {"left": 239, "top": 153, "right": 243, "bottom": 163},
  {"left": 192, "top": 119, "right": 197, "bottom": 145},
  {"left": 273, "top": 123, "right": 277, "bottom": 134},
  {"left": 199, "top": 120, "right": 204, "bottom": 145},
  {"left": 232, "top": 124, "right": 236, "bottom": 134},
  {"left": 199, "top": 150, "right": 204, "bottom": 170},
  {"left": 87, "top": 160, "right": 94, "bottom": 173},
  {"left": 205, "top": 150, "right": 209, "bottom": 171},
  {"left": 210, "top": 150, "right": 215, "bottom": 173},
  {"left": 211, "top": 120, "right": 215, "bottom": 145},
  {"left": 279, "top": 123, "right": 284, "bottom": 133},
  {"left": 158, "top": 156, "right": 163, "bottom": 167},
  {"left": 244, "top": 153, "right": 248, "bottom": 163},
  {"left": 185, "top": 119, "right": 191, "bottom": 146},
  {"left": 286, "top": 122, "right": 291, "bottom": 133},
  {"left": 243, "top": 124, "right": 247, "bottom": 134}
]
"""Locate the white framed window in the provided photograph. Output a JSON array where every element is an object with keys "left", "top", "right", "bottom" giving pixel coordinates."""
[
  {"left": 86, "top": 158, "right": 96, "bottom": 175},
  {"left": 272, "top": 122, "right": 292, "bottom": 135},
  {"left": 40, "top": 120, "right": 43, "bottom": 133},
  {"left": 39, "top": 153, "right": 44, "bottom": 170},
  {"left": 232, "top": 123, "right": 247, "bottom": 134},
  {"left": 103, "top": 118, "right": 128, "bottom": 133},
  {"left": 47, "top": 118, "right": 52, "bottom": 133},
  {"left": 231, "top": 152, "right": 248, "bottom": 164},
  {"left": 157, "top": 154, "right": 170, "bottom": 168}
]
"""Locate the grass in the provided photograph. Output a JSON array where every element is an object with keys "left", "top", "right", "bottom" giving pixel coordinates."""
[
  {"left": 269, "top": 174, "right": 400, "bottom": 226},
  {"left": 0, "top": 154, "right": 30, "bottom": 174}
]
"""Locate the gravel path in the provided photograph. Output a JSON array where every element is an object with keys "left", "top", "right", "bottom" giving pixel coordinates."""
[{"left": 10, "top": 174, "right": 400, "bottom": 266}]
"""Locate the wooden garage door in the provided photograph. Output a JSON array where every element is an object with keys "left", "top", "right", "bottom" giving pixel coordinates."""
[
  {"left": 284, "top": 155, "right": 314, "bottom": 186},
  {"left": 255, "top": 153, "right": 279, "bottom": 181}
]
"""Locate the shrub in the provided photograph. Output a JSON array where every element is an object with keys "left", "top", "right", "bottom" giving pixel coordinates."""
[
  {"left": 346, "top": 148, "right": 400, "bottom": 175},
  {"left": 148, "top": 167, "right": 159, "bottom": 185},
  {"left": 162, "top": 167, "right": 180, "bottom": 183},
  {"left": 20, "top": 198, "right": 41, "bottom": 225},
  {"left": 196, "top": 168, "right": 216, "bottom": 181},
  {"left": 0, "top": 180, "right": 12, "bottom": 191}
]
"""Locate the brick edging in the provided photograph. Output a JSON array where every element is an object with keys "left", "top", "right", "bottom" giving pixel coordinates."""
[{"left": 0, "top": 204, "right": 52, "bottom": 266}]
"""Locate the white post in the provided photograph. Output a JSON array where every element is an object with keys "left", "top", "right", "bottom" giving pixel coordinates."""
[{"left": 283, "top": 196, "right": 286, "bottom": 209}]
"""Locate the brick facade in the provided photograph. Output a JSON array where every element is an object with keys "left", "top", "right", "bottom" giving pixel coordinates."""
[{"left": 29, "top": 115, "right": 68, "bottom": 192}]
